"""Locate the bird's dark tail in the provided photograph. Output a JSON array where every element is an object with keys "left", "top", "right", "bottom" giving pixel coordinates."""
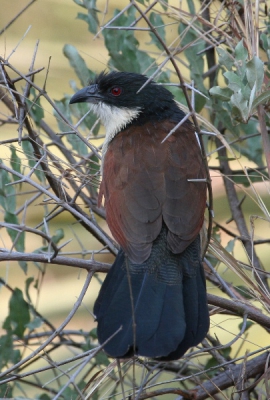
[{"left": 93, "top": 229, "right": 209, "bottom": 360}]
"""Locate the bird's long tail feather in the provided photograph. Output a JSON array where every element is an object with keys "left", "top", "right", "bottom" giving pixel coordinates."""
[{"left": 94, "top": 231, "right": 209, "bottom": 360}]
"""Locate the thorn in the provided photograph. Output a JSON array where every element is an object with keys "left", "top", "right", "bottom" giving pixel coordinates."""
[
  {"left": 187, "top": 178, "right": 208, "bottom": 182},
  {"left": 161, "top": 113, "right": 191, "bottom": 143},
  {"left": 226, "top": 216, "right": 234, "bottom": 224},
  {"left": 200, "top": 130, "right": 217, "bottom": 136},
  {"left": 226, "top": 195, "right": 246, "bottom": 224}
]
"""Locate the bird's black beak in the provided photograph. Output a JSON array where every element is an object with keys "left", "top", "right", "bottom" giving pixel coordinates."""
[{"left": 69, "top": 84, "right": 102, "bottom": 104}]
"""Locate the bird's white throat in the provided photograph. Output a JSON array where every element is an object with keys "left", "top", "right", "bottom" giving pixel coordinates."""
[{"left": 90, "top": 102, "right": 141, "bottom": 171}]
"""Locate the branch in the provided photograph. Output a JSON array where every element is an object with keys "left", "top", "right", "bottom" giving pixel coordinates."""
[
  {"left": 0, "top": 248, "right": 110, "bottom": 273},
  {"left": 208, "top": 293, "right": 270, "bottom": 331},
  {"left": 135, "top": 387, "right": 195, "bottom": 399},
  {"left": 216, "top": 137, "right": 269, "bottom": 292},
  {"left": 193, "top": 351, "right": 269, "bottom": 399}
]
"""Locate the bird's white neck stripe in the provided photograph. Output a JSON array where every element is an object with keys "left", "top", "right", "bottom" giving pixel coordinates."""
[{"left": 90, "top": 103, "right": 141, "bottom": 172}]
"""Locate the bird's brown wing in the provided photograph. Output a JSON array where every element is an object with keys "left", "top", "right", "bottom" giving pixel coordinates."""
[{"left": 98, "top": 120, "right": 207, "bottom": 263}]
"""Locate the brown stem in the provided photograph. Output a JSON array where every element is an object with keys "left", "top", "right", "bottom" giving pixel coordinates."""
[
  {"left": 257, "top": 104, "right": 270, "bottom": 176},
  {"left": 208, "top": 293, "right": 270, "bottom": 331},
  {"left": 193, "top": 351, "right": 268, "bottom": 399},
  {"left": 216, "top": 138, "right": 269, "bottom": 291},
  {"left": 0, "top": 249, "right": 110, "bottom": 272}
]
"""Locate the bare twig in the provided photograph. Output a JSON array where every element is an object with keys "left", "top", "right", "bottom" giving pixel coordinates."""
[{"left": 0, "top": 0, "right": 37, "bottom": 36}]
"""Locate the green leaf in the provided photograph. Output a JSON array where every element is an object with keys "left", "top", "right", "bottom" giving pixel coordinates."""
[
  {"left": 19, "top": 260, "right": 28, "bottom": 274},
  {"left": 248, "top": 83, "right": 256, "bottom": 114},
  {"left": 63, "top": 44, "right": 94, "bottom": 87},
  {"left": 241, "top": 83, "right": 252, "bottom": 101},
  {"left": 89, "top": 327, "right": 97, "bottom": 339},
  {"left": 251, "top": 89, "right": 270, "bottom": 110},
  {"left": 230, "top": 91, "right": 249, "bottom": 121},
  {"left": 135, "top": 50, "right": 157, "bottom": 74},
  {"left": 86, "top": 154, "right": 100, "bottom": 195},
  {"left": 260, "top": 32, "right": 270, "bottom": 61},
  {"left": 235, "top": 39, "right": 248, "bottom": 62},
  {"left": 160, "top": 0, "right": 168, "bottom": 10},
  {"left": 246, "top": 56, "right": 264, "bottom": 90},
  {"left": 149, "top": 13, "right": 166, "bottom": 50},
  {"left": 238, "top": 320, "right": 254, "bottom": 331},
  {"left": 234, "top": 40, "right": 248, "bottom": 78},
  {"left": 22, "top": 140, "right": 44, "bottom": 182},
  {"left": 26, "top": 88, "right": 44, "bottom": 125},
  {"left": 73, "top": 0, "right": 87, "bottom": 7},
  {"left": 178, "top": 22, "right": 206, "bottom": 111},
  {"left": 61, "top": 380, "right": 88, "bottom": 399},
  {"left": 71, "top": 102, "right": 101, "bottom": 135},
  {"left": 0, "top": 381, "right": 13, "bottom": 397},
  {"left": 38, "top": 394, "right": 51, "bottom": 400},
  {"left": 225, "top": 239, "right": 235, "bottom": 253},
  {"left": 205, "top": 347, "right": 232, "bottom": 377},
  {"left": 51, "top": 228, "right": 64, "bottom": 244},
  {"left": 85, "top": 330, "right": 110, "bottom": 366},
  {"left": 186, "top": 0, "right": 196, "bottom": 14},
  {"left": 0, "top": 162, "right": 16, "bottom": 213},
  {"left": 209, "top": 86, "right": 233, "bottom": 101},
  {"left": 212, "top": 225, "right": 221, "bottom": 242},
  {"left": 95, "top": 349, "right": 110, "bottom": 366},
  {"left": 75, "top": 0, "right": 100, "bottom": 34},
  {"left": 217, "top": 48, "right": 234, "bottom": 69},
  {"left": 4, "top": 212, "right": 25, "bottom": 254},
  {"left": 168, "top": 86, "right": 188, "bottom": 106},
  {"left": 25, "top": 276, "right": 34, "bottom": 302},
  {"left": 10, "top": 146, "right": 21, "bottom": 181},
  {"left": 232, "top": 124, "right": 263, "bottom": 166},
  {"left": 0, "top": 334, "right": 21, "bottom": 370},
  {"left": 3, "top": 289, "right": 30, "bottom": 338},
  {"left": 234, "top": 285, "right": 254, "bottom": 300},
  {"left": 231, "top": 170, "right": 267, "bottom": 187},
  {"left": 224, "top": 71, "right": 243, "bottom": 92},
  {"left": 77, "top": 11, "right": 98, "bottom": 35},
  {"left": 103, "top": 7, "right": 156, "bottom": 73},
  {"left": 55, "top": 97, "right": 90, "bottom": 154},
  {"left": 26, "top": 317, "right": 43, "bottom": 331}
]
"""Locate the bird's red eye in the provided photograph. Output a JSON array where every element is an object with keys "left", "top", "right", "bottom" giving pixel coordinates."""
[{"left": 110, "top": 87, "right": 122, "bottom": 96}]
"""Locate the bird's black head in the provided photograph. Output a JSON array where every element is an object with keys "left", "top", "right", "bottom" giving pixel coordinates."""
[{"left": 70, "top": 71, "right": 185, "bottom": 125}]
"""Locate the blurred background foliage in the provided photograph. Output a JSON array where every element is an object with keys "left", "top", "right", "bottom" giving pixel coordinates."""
[{"left": 0, "top": 0, "right": 270, "bottom": 399}]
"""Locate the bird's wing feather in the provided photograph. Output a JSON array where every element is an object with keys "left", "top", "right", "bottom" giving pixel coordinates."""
[{"left": 99, "top": 120, "right": 206, "bottom": 263}]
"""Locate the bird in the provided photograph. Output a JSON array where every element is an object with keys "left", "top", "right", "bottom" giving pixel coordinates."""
[{"left": 70, "top": 71, "right": 209, "bottom": 360}]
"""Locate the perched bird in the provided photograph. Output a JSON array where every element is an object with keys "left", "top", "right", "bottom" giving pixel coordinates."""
[{"left": 70, "top": 71, "right": 209, "bottom": 360}]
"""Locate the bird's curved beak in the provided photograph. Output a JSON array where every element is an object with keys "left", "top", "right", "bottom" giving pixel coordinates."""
[{"left": 69, "top": 84, "right": 102, "bottom": 104}]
